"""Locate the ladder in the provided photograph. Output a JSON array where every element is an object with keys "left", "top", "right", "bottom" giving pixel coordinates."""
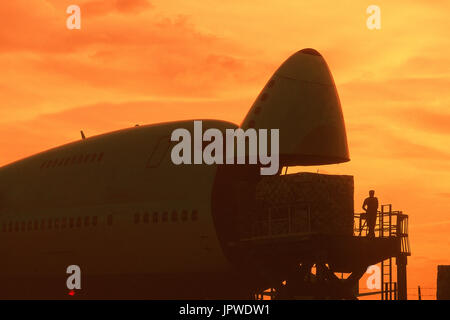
[
  {"left": 379, "top": 205, "right": 396, "bottom": 300},
  {"left": 381, "top": 257, "right": 396, "bottom": 300}
]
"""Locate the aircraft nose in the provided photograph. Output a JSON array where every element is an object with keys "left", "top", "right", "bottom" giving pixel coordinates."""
[
  {"left": 275, "top": 48, "right": 333, "bottom": 86},
  {"left": 241, "top": 48, "right": 350, "bottom": 166},
  {"left": 299, "top": 48, "right": 322, "bottom": 56}
]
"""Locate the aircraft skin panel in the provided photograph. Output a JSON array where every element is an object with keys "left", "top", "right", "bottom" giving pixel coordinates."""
[{"left": 0, "top": 120, "right": 236, "bottom": 279}]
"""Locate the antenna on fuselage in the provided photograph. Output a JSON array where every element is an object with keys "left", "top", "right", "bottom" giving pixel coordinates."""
[{"left": 80, "top": 130, "right": 86, "bottom": 140}]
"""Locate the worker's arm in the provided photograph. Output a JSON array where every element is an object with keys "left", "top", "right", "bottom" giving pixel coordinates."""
[{"left": 362, "top": 198, "right": 368, "bottom": 212}]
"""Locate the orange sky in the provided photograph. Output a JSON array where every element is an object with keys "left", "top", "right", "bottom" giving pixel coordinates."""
[{"left": 1, "top": 0, "right": 449, "bottom": 299}]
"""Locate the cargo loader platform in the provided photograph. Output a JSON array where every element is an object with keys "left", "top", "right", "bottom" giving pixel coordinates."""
[
  {"left": 227, "top": 173, "right": 410, "bottom": 300},
  {"left": 232, "top": 202, "right": 410, "bottom": 300}
]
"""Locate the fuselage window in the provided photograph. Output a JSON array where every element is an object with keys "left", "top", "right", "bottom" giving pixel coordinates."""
[
  {"left": 30, "top": 153, "right": 109, "bottom": 167},
  {"left": 143, "top": 212, "right": 149, "bottom": 224},
  {"left": 162, "top": 212, "right": 168, "bottom": 222},
  {"left": 171, "top": 211, "right": 178, "bottom": 222},
  {"left": 134, "top": 213, "right": 140, "bottom": 224},
  {"left": 3, "top": 215, "right": 117, "bottom": 232},
  {"left": 152, "top": 212, "right": 158, "bottom": 223},
  {"left": 191, "top": 210, "right": 198, "bottom": 221},
  {"left": 181, "top": 210, "right": 188, "bottom": 222}
]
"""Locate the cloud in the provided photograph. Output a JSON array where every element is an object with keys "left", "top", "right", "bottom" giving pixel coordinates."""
[
  {"left": 382, "top": 133, "right": 450, "bottom": 161},
  {"left": 0, "top": 1, "right": 272, "bottom": 124},
  {"left": 395, "top": 55, "right": 450, "bottom": 77},
  {"left": 82, "top": 0, "right": 153, "bottom": 17},
  {"left": 391, "top": 108, "right": 450, "bottom": 135},
  {"left": 345, "top": 120, "right": 450, "bottom": 174},
  {"left": 0, "top": 2, "right": 191, "bottom": 53},
  {"left": 340, "top": 77, "right": 450, "bottom": 108},
  {"left": 339, "top": 74, "right": 450, "bottom": 173},
  {"left": 25, "top": 45, "right": 269, "bottom": 98},
  {"left": 436, "top": 193, "right": 450, "bottom": 198},
  {"left": 0, "top": 2, "right": 241, "bottom": 55}
]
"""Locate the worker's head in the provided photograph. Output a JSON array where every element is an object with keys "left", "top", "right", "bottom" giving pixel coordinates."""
[{"left": 369, "top": 190, "right": 375, "bottom": 197}]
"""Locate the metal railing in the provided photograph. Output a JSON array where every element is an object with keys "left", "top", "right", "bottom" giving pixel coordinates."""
[
  {"left": 354, "top": 204, "right": 410, "bottom": 254},
  {"left": 244, "top": 203, "right": 311, "bottom": 240}
]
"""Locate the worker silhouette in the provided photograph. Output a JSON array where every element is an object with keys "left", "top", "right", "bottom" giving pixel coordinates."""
[{"left": 362, "top": 190, "right": 379, "bottom": 237}]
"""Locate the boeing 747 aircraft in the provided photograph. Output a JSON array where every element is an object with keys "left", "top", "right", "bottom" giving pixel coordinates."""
[{"left": 0, "top": 49, "right": 349, "bottom": 299}]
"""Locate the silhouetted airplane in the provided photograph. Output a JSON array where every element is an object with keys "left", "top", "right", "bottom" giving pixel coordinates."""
[{"left": 0, "top": 48, "right": 349, "bottom": 299}]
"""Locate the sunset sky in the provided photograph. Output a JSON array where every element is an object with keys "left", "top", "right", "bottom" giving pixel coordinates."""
[{"left": 1, "top": 0, "right": 449, "bottom": 299}]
